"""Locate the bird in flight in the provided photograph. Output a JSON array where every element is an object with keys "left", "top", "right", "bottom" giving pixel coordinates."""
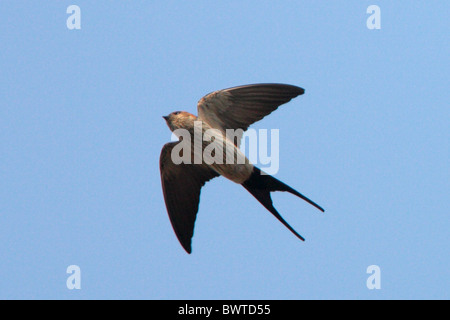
[{"left": 160, "top": 83, "right": 324, "bottom": 253}]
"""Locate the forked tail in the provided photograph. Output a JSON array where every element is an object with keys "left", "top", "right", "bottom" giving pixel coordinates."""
[{"left": 241, "top": 167, "right": 324, "bottom": 241}]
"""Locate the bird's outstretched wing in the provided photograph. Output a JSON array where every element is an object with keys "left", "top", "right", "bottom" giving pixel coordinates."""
[
  {"left": 160, "top": 142, "right": 219, "bottom": 253},
  {"left": 197, "top": 84, "right": 304, "bottom": 145}
]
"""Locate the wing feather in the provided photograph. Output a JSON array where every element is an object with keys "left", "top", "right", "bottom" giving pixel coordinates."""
[
  {"left": 160, "top": 142, "right": 219, "bottom": 253},
  {"left": 197, "top": 83, "right": 305, "bottom": 138}
]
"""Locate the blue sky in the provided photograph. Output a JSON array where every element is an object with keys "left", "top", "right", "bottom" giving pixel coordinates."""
[{"left": 0, "top": 1, "right": 448, "bottom": 299}]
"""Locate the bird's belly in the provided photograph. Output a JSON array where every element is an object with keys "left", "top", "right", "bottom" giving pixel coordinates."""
[
  {"left": 192, "top": 129, "right": 253, "bottom": 184},
  {"left": 210, "top": 162, "right": 253, "bottom": 184}
]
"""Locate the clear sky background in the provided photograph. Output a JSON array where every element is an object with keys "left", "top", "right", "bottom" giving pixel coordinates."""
[{"left": 0, "top": 1, "right": 448, "bottom": 300}]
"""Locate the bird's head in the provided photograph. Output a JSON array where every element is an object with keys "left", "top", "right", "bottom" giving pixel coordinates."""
[{"left": 163, "top": 111, "right": 197, "bottom": 132}]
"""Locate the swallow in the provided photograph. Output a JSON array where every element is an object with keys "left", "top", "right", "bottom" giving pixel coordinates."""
[{"left": 160, "top": 83, "right": 324, "bottom": 253}]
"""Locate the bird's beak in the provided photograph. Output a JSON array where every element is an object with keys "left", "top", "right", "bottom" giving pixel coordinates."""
[{"left": 163, "top": 115, "right": 169, "bottom": 121}]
